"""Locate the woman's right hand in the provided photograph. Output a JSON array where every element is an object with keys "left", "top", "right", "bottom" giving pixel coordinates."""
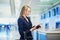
[
  {"left": 30, "top": 25, "right": 41, "bottom": 31},
  {"left": 30, "top": 26, "right": 36, "bottom": 31}
]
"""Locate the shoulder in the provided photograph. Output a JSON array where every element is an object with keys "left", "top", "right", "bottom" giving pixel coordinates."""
[{"left": 18, "top": 17, "right": 23, "bottom": 22}]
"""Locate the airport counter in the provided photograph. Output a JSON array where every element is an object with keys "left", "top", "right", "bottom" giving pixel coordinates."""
[{"left": 33, "top": 29, "right": 60, "bottom": 40}]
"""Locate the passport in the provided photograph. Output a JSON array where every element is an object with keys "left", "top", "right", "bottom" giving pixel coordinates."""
[{"left": 36, "top": 25, "right": 41, "bottom": 29}]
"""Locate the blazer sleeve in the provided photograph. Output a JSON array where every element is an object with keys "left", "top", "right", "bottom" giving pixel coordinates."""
[
  {"left": 18, "top": 18, "right": 31, "bottom": 37},
  {"left": 18, "top": 19, "right": 24, "bottom": 37}
]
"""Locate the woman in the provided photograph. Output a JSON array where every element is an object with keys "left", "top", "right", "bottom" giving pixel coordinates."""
[{"left": 18, "top": 5, "right": 37, "bottom": 40}]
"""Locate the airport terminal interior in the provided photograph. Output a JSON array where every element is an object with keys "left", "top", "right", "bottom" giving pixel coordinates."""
[{"left": 0, "top": 0, "right": 60, "bottom": 40}]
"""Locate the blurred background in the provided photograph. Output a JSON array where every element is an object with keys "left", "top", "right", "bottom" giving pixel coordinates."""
[{"left": 0, "top": 0, "right": 60, "bottom": 40}]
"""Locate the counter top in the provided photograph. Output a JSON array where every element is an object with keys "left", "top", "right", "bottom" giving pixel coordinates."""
[{"left": 37, "top": 28, "right": 60, "bottom": 33}]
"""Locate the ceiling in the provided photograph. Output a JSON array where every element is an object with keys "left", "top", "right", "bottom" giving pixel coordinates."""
[
  {"left": 0, "top": 0, "right": 60, "bottom": 17},
  {"left": 31, "top": 0, "right": 60, "bottom": 14},
  {"left": 20, "top": 0, "right": 60, "bottom": 14}
]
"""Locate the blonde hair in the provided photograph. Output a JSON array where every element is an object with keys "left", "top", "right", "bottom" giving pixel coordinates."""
[{"left": 19, "top": 5, "right": 31, "bottom": 18}]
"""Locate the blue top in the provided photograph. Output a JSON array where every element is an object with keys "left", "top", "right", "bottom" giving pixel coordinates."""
[{"left": 18, "top": 16, "right": 33, "bottom": 39}]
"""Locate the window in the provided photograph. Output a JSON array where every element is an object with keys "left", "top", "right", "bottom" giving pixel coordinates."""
[
  {"left": 0, "top": 0, "right": 11, "bottom": 17},
  {"left": 49, "top": 11, "right": 51, "bottom": 17},
  {"left": 56, "top": 7, "right": 60, "bottom": 15},
  {"left": 44, "top": 14, "right": 46, "bottom": 19},
  {"left": 41, "top": 14, "right": 44, "bottom": 20},
  {"left": 56, "top": 21, "right": 60, "bottom": 28},
  {"left": 53, "top": 8, "right": 56, "bottom": 16},
  {"left": 53, "top": 7, "right": 60, "bottom": 16},
  {"left": 45, "top": 23, "right": 49, "bottom": 29}
]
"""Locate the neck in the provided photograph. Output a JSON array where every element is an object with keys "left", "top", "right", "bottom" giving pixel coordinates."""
[{"left": 22, "top": 15, "right": 27, "bottom": 18}]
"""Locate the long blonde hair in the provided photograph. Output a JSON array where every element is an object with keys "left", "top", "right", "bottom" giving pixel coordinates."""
[{"left": 19, "top": 5, "right": 31, "bottom": 18}]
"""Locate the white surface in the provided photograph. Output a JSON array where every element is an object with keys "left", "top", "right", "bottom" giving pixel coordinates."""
[{"left": 38, "top": 28, "right": 60, "bottom": 33}]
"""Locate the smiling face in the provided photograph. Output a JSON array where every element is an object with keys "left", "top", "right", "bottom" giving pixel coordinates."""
[
  {"left": 23, "top": 6, "right": 31, "bottom": 17},
  {"left": 20, "top": 5, "right": 31, "bottom": 17},
  {"left": 25, "top": 8, "right": 31, "bottom": 16}
]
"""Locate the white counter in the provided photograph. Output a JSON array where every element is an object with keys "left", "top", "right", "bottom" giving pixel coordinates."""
[{"left": 37, "top": 28, "right": 60, "bottom": 33}]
